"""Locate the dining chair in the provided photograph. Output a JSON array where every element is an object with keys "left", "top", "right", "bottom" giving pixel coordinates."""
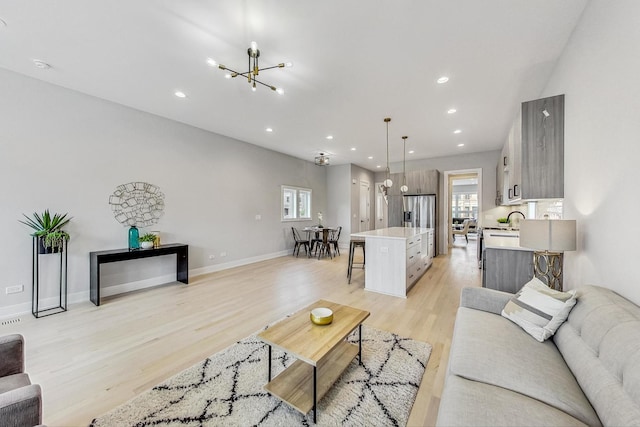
[
  {"left": 328, "top": 226, "right": 342, "bottom": 256},
  {"left": 291, "top": 227, "right": 310, "bottom": 257}
]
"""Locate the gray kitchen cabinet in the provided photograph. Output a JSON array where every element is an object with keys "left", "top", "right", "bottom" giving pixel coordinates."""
[
  {"left": 508, "top": 110, "right": 522, "bottom": 202},
  {"left": 482, "top": 248, "right": 534, "bottom": 293},
  {"left": 496, "top": 144, "right": 509, "bottom": 205},
  {"left": 496, "top": 94, "right": 564, "bottom": 203},
  {"left": 521, "top": 94, "right": 564, "bottom": 199},
  {"left": 495, "top": 163, "right": 503, "bottom": 206}
]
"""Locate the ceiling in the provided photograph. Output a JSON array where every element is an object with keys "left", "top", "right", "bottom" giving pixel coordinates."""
[{"left": 0, "top": 1, "right": 588, "bottom": 170}]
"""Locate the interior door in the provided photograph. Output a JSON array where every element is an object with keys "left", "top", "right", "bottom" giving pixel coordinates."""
[
  {"left": 375, "top": 182, "right": 387, "bottom": 229},
  {"left": 359, "top": 181, "right": 371, "bottom": 232}
]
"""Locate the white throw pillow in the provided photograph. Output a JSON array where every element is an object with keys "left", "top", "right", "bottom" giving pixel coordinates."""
[{"left": 501, "top": 277, "right": 577, "bottom": 342}]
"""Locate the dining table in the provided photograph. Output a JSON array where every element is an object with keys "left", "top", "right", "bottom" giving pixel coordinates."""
[{"left": 303, "top": 226, "right": 337, "bottom": 259}]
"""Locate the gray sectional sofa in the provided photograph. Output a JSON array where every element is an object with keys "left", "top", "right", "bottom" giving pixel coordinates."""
[{"left": 436, "top": 285, "right": 640, "bottom": 426}]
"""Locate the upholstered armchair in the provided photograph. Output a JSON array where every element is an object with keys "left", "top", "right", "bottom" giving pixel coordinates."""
[{"left": 0, "top": 334, "right": 42, "bottom": 427}]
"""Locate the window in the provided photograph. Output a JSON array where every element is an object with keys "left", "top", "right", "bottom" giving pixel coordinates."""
[{"left": 281, "top": 186, "right": 312, "bottom": 221}]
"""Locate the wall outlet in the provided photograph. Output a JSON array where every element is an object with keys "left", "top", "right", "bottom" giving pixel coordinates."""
[
  {"left": 220, "top": 252, "right": 227, "bottom": 257},
  {"left": 6, "top": 285, "right": 23, "bottom": 295},
  {"left": 208, "top": 254, "right": 215, "bottom": 260}
]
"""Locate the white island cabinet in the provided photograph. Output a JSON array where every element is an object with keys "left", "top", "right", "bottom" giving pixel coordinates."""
[{"left": 351, "top": 227, "right": 433, "bottom": 298}]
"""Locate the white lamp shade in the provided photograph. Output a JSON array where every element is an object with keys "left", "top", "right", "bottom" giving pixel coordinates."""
[
  {"left": 519, "top": 219, "right": 576, "bottom": 252},
  {"left": 383, "top": 178, "right": 393, "bottom": 187}
]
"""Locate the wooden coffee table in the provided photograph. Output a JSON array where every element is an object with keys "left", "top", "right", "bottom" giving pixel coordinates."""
[{"left": 258, "top": 300, "right": 370, "bottom": 423}]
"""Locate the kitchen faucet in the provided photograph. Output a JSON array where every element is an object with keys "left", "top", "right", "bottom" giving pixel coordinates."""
[{"left": 507, "top": 210, "right": 526, "bottom": 227}]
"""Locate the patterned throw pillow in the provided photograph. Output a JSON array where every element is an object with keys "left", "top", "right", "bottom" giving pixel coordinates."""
[{"left": 501, "top": 277, "right": 577, "bottom": 342}]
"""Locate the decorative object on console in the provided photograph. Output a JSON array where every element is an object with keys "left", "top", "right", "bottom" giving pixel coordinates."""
[
  {"left": 139, "top": 233, "right": 156, "bottom": 249},
  {"left": 150, "top": 230, "right": 161, "bottom": 248},
  {"left": 317, "top": 211, "right": 323, "bottom": 227},
  {"left": 19, "top": 210, "right": 72, "bottom": 254},
  {"left": 108, "top": 182, "right": 165, "bottom": 250},
  {"left": 211, "top": 41, "right": 291, "bottom": 94},
  {"left": 519, "top": 219, "right": 576, "bottom": 291}
]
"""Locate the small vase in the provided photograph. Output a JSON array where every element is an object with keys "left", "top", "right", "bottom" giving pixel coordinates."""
[
  {"left": 128, "top": 226, "right": 140, "bottom": 250},
  {"left": 140, "top": 241, "right": 154, "bottom": 249}
]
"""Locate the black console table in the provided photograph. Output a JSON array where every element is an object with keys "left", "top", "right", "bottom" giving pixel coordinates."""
[{"left": 90, "top": 243, "right": 188, "bottom": 306}]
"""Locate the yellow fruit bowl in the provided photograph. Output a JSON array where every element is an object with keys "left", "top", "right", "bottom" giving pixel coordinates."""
[{"left": 310, "top": 307, "right": 333, "bottom": 325}]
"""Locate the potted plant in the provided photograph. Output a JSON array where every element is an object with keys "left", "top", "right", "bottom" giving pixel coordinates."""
[
  {"left": 497, "top": 217, "right": 510, "bottom": 228},
  {"left": 139, "top": 233, "right": 156, "bottom": 249},
  {"left": 19, "top": 210, "right": 72, "bottom": 254}
]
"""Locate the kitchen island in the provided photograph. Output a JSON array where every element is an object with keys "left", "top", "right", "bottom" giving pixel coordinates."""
[{"left": 351, "top": 227, "right": 434, "bottom": 298}]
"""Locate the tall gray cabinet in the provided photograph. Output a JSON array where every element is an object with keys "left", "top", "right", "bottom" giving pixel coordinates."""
[
  {"left": 521, "top": 94, "right": 565, "bottom": 199},
  {"left": 497, "top": 93, "right": 565, "bottom": 205}
]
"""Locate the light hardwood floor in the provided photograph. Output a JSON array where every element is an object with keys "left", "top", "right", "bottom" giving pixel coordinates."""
[{"left": 2, "top": 240, "right": 480, "bottom": 426}]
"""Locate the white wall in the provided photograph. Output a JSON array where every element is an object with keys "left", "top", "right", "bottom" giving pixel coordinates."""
[
  {"left": 0, "top": 68, "right": 327, "bottom": 315},
  {"left": 541, "top": 0, "right": 640, "bottom": 304},
  {"left": 326, "top": 164, "right": 351, "bottom": 247}
]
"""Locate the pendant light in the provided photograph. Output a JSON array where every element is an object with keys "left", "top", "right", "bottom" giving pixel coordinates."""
[
  {"left": 383, "top": 118, "right": 393, "bottom": 188},
  {"left": 401, "top": 136, "right": 409, "bottom": 193}
]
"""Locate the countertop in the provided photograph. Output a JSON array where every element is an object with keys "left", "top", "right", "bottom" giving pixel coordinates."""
[
  {"left": 483, "top": 230, "right": 532, "bottom": 251},
  {"left": 351, "top": 227, "right": 432, "bottom": 240}
]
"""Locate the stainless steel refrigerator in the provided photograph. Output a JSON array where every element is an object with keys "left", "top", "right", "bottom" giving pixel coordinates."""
[{"left": 403, "top": 194, "right": 436, "bottom": 229}]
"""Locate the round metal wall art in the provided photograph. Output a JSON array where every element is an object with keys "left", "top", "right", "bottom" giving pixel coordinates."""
[{"left": 108, "top": 182, "right": 165, "bottom": 227}]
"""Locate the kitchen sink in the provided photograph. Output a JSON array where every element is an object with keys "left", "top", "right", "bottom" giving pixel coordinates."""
[{"left": 488, "top": 233, "right": 519, "bottom": 238}]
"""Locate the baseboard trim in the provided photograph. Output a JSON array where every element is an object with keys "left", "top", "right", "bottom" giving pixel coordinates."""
[
  {"left": 0, "top": 250, "right": 291, "bottom": 320},
  {"left": 190, "top": 250, "right": 290, "bottom": 277}
]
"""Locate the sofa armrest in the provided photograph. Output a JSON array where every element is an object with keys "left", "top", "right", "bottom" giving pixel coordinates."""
[
  {"left": 460, "top": 287, "right": 514, "bottom": 315},
  {"left": 0, "top": 384, "right": 42, "bottom": 427},
  {"left": 0, "top": 334, "right": 24, "bottom": 377}
]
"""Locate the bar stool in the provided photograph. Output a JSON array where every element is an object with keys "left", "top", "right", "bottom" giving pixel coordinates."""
[{"left": 347, "top": 239, "right": 365, "bottom": 284}]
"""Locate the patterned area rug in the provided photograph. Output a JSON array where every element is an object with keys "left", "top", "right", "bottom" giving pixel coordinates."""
[{"left": 90, "top": 325, "right": 431, "bottom": 426}]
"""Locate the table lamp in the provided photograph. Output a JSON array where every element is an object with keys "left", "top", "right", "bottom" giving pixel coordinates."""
[{"left": 519, "top": 219, "right": 576, "bottom": 291}]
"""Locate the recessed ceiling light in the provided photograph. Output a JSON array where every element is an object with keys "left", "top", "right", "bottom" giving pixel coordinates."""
[
  {"left": 33, "top": 59, "right": 51, "bottom": 69},
  {"left": 326, "top": 135, "right": 333, "bottom": 140},
  {"left": 206, "top": 58, "right": 217, "bottom": 67},
  {"left": 376, "top": 165, "right": 381, "bottom": 168},
  {"left": 174, "top": 91, "right": 187, "bottom": 98},
  {"left": 350, "top": 147, "right": 356, "bottom": 151},
  {"left": 447, "top": 108, "right": 457, "bottom": 114},
  {"left": 265, "top": 128, "right": 273, "bottom": 132},
  {"left": 437, "top": 76, "right": 449, "bottom": 84},
  {"left": 408, "top": 150, "right": 415, "bottom": 154},
  {"left": 457, "top": 143, "right": 465, "bottom": 147},
  {"left": 453, "top": 129, "right": 462, "bottom": 134},
  {"left": 368, "top": 156, "right": 373, "bottom": 160}
]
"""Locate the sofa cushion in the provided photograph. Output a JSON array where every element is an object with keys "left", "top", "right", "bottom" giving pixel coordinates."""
[
  {"left": 0, "top": 373, "right": 30, "bottom": 394},
  {"left": 555, "top": 285, "right": 640, "bottom": 426},
  {"left": 501, "top": 277, "right": 577, "bottom": 342},
  {"left": 436, "top": 375, "right": 588, "bottom": 427},
  {"left": 449, "top": 306, "right": 601, "bottom": 426}
]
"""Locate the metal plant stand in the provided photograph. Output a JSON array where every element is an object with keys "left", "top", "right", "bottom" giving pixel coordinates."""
[{"left": 32, "top": 236, "right": 68, "bottom": 318}]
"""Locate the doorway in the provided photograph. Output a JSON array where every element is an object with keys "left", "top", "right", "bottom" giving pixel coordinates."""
[
  {"left": 359, "top": 181, "right": 371, "bottom": 232},
  {"left": 443, "top": 169, "right": 482, "bottom": 251}
]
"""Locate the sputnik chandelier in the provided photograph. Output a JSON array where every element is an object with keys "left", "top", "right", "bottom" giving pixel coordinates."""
[{"left": 212, "top": 41, "right": 292, "bottom": 94}]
